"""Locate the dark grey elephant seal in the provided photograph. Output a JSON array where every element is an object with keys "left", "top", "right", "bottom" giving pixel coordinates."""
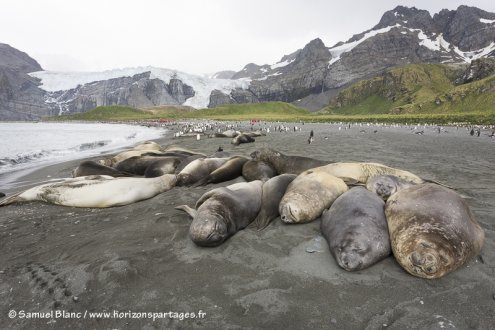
[
  {"left": 242, "top": 160, "right": 277, "bottom": 182},
  {"left": 250, "top": 148, "right": 330, "bottom": 174},
  {"left": 232, "top": 134, "right": 255, "bottom": 146},
  {"left": 174, "top": 155, "right": 205, "bottom": 174},
  {"left": 176, "top": 157, "right": 229, "bottom": 186},
  {"left": 143, "top": 157, "right": 183, "bottom": 177},
  {"left": 321, "top": 187, "right": 391, "bottom": 271},
  {"left": 193, "top": 156, "right": 249, "bottom": 186},
  {"left": 366, "top": 175, "right": 416, "bottom": 200},
  {"left": 115, "top": 156, "right": 181, "bottom": 176},
  {"left": 252, "top": 174, "right": 297, "bottom": 230},
  {"left": 385, "top": 184, "right": 485, "bottom": 279},
  {"left": 0, "top": 192, "right": 5, "bottom": 198},
  {"left": 72, "top": 160, "right": 134, "bottom": 178},
  {"left": 175, "top": 180, "right": 263, "bottom": 246}
]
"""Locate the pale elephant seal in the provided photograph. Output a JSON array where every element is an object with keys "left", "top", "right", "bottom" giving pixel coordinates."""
[
  {"left": 252, "top": 174, "right": 297, "bottom": 230},
  {"left": 175, "top": 180, "right": 263, "bottom": 246},
  {"left": 242, "top": 160, "right": 277, "bottom": 182},
  {"left": 366, "top": 175, "right": 416, "bottom": 200},
  {"left": 174, "top": 155, "right": 205, "bottom": 174},
  {"left": 321, "top": 187, "right": 391, "bottom": 271},
  {"left": 193, "top": 156, "right": 249, "bottom": 186},
  {"left": 132, "top": 141, "right": 162, "bottom": 151},
  {"left": 279, "top": 169, "right": 348, "bottom": 224},
  {"left": 115, "top": 156, "right": 181, "bottom": 176},
  {"left": 72, "top": 160, "right": 134, "bottom": 178},
  {"left": 310, "top": 162, "right": 424, "bottom": 185},
  {"left": 176, "top": 157, "right": 229, "bottom": 186},
  {"left": 385, "top": 184, "right": 485, "bottom": 279},
  {"left": 232, "top": 134, "right": 255, "bottom": 146},
  {"left": 0, "top": 174, "right": 177, "bottom": 208},
  {"left": 107, "top": 150, "right": 166, "bottom": 166},
  {"left": 250, "top": 148, "right": 330, "bottom": 174}
]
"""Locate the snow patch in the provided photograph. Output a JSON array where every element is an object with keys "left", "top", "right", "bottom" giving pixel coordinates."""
[
  {"left": 30, "top": 67, "right": 251, "bottom": 109},
  {"left": 270, "top": 58, "right": 295, "bottom": 70},
  {"left": 480, "top": 18, "right": 495, "bottom": 24},
  {"left": 328, "top": 24, "right": 401, "bottom": 66}
]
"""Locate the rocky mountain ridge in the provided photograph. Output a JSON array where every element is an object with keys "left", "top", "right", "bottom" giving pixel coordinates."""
[{"left": 1, "top": 5, "right": 494, "bottom": 120}]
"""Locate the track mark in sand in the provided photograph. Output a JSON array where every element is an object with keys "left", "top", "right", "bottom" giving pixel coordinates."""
[{"left": 22, "top": 262, "right": 77, "bottom": 309}]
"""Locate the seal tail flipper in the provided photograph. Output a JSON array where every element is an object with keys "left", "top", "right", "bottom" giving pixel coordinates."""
[
  {"left": 0, "top": 191, "right": 24, "bottom": 207},
  {"left": 174, "top": 205, "right": 197, "bottom": 218}
]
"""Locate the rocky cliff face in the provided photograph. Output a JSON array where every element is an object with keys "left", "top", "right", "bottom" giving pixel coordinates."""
[
  {"left": 0, "top": 43, "right": 54, "bottom": 120},
  {"left": 45, "top": 72, "right": 195, "bottom": 115}
]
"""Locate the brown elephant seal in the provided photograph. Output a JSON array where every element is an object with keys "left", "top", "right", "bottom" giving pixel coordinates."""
[
  {"left": 311, "top": 162, "right": 424, "bottom": 185},
  {"left": 193, "top": 156, "right": 249, "bottom": 186},
  {"left": 321, "top": 187, "right": 391, "bottom": 271},
  {"left": 115, "top": 156, "right": 181, "bottom": 176},
  {"left": 176, "top": 157, "right": 229, "bottom": 186},
  {"left": 132, "top": 141, "right": 162, "bottom": 151},
  {"left": 279, "top": 169, "right": 348, "bottom": 224},
  {"left": 252, "top": 174, "right": 297, "bottom": 230},
  {"left": 250, "top": 148, "right": 330, "bottom": 174},
  {"left": 144, "top": 157, "right": 183, "bottom": 177},
  {"left": 232, "top": 134, "right": 255, "bottom": 146},
  {"left": 175, "top": 180, "right": 263, "bottom": 246},
  {"left": 162, "top": 145, "right": 206, "bottom": 156},
  {"left": 366, "top": 175, "right": 417, "bottom": 200},
  {"left": 242, "top": 160, "right": 277, "bottom": 182},
  {"left": 72, "top": 160, "right": 134, "bottom": 178},
  {"left": 0, "top": 174, "right": 177, "bottom": 208},
  {"left": 385, "top": 184, "right": 485, "bottom": 279},
  {"left": 107, "top": 150, "right": 166, "bottom": 166},
  {"left": 174, "top": 155, "right": 205, "bottom": 174}
]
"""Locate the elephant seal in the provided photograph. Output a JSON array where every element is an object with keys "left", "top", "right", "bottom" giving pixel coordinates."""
[
  {"left": 176, "top": 157, "right": 229, "bottom": 186},
  {"left": 144, "top": 158, "right": 183, "bottom": 177},
  {"left": 115, "top": 156, "right": 181, "bottom": 176},
  {"left": 252, "top": 174, "right": 297, "bottom": 230},
  {"left": 163, "top": 145, "right": 206, "bottom": 156},
  {"left": 279, "top": 169, "right": 348, "bottom": 224},
  {"left": 193, "top": 156, "right": 249, "bottom": 186},
  {"left": 250, "top": 148, "right": 330, "bottom": 174},
  {"left": 132, "top": 141, "right": 162, "bottom": 151},
  {"left": 106, "top": 150, "right": 166, "bottom": 166},
  {"left": 175, "top": 180, "right": 263, "bottom": 246},
  {"left": 242, "top": 160, "right": 277, "bottom": 182},
  {"left": 385, "top": 184, "right": 485, "bottom": 279},
  {"left": 366, "top": 175, "right": 416, "bottom": 200},
  {"left": 174, "top": 155, "right": 205, "bottom": 174},
  {"left": 311, "top": 162, "right": 424, "bottom": 185},
  {"left": 232, "top": 134, "right": 255, "bottom": 146},
  {"left": 321, "top": 187, "right": 391, "bottom": 271},
  {"left": 72, "top": 160, "right": 134, "bottom": 178},
  {"left": 0, "top": 174, "right": 177, "bottom": 208}
]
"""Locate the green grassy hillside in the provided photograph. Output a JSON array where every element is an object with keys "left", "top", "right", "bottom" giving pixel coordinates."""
[{"left": 320, "top": 63, "right": 495, "bottom": 116}]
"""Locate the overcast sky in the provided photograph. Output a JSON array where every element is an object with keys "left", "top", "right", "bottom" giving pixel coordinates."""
[{"left": 1, "top": 0, "right": 494, "bottom": 74}]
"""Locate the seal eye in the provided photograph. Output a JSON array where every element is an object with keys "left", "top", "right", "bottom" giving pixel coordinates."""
[{"left": 420, "top": 242, "right": 432, "bottom": 248}]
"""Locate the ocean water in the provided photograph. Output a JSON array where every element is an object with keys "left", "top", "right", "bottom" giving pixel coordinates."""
[{"left": 0, "top": 122, "right": 165, "bottom": 183}]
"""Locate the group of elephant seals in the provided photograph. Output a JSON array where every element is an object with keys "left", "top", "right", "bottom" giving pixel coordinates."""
[
  {"left": 279, "top": 169, "right": 348, "bottom": 224},
  {"left": 175, "top": 180, "right": 263, "bottom": 246},
  {"left": 0, "top": 174, "right": 177, "bottom": 208},
  {"left": 72, "top": 160, "right": 134, "bottom": 178},
  {"left": 252, "top": 174, "right": 297, "bottom": 230},
  {"left": 250, "top": 148, "right": 330, "bottom": 174},
  {"left": 193, "top": 156, "right": 249, "bottom": 186},
  {"left": 321, "top": 187, "right": 391, "bottom": 271},
  {"left": 385, "top": 183, "right": 485, "bottom": 279},
  {"left": 366, "top": 175, "right": 416, "bottom": 200},
  {"left": 242, "top": 160, "right": 277, "bottom": 182}
]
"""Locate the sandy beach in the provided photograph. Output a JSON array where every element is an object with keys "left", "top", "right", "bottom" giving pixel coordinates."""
[{"left": 0, "top": 121, "right": 494, "bottom": 329}]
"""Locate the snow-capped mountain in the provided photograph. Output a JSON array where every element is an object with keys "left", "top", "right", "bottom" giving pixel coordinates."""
[{"left": 1, "top": 5, "right": 494, "bottom": 120}]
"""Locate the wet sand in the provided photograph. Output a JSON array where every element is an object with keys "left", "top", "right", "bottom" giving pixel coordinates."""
[{"left": 1, "top": 122, "right": 494, "bottom": 329}]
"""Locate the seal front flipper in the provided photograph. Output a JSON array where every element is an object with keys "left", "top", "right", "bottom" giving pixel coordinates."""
[
  {"left": 175, "top": 205, "right": 197, "bottom": 218},
  {"left": 341, "top": 177, "right": 364, "bottom": 187}
]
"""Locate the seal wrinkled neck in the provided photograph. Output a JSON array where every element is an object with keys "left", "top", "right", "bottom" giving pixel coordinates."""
[{"left": 190, "top": 214, "right": 228, "bottom": 247}]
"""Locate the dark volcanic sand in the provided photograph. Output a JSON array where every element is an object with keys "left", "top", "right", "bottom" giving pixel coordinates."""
[{"left": 0, "top": 122, "right": 494, "bottom": 329}]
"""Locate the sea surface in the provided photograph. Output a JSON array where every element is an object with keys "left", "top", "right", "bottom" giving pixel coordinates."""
[{"left": 0, "top": 122, "right": 165, "bottom": 186}]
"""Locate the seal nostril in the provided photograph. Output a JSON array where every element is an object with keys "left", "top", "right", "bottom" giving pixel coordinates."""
[{"left": 411, "top": 252, "right": 424, "bottom": 266}]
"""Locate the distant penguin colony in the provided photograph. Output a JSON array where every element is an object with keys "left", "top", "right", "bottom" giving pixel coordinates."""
[{"left": 0, "top": 123, "right": 486, "bottom": 279}]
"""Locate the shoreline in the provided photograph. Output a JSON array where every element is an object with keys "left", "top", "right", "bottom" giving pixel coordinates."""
[{"left": 1, "top": 120, "right": 494, "bottom": 329}]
